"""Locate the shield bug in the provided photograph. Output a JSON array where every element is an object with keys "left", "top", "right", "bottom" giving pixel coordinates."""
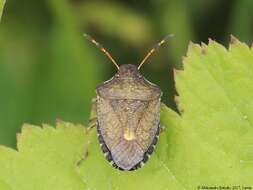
[{"left": 85, "top": 34, "right": 172, "bottom": 171}]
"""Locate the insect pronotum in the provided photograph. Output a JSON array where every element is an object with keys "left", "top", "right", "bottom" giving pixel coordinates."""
[{"left": 85, "top": 34, "right": 172, "bottom": 171}]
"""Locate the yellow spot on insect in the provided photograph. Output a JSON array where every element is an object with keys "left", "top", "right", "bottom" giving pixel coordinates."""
[{"left": 123, "top": 129, "right": 136, "bottom": 141}]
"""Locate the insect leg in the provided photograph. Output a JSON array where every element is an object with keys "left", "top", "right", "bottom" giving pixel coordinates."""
[
  {"left": 77, "top": 98, "right": 98, "bottom": 166},
  {"left": 88, "top": 98, "right": 97, "bottom": 129},
  {"left": 88, "top": 118, "right": 97, "bottom": 128},
  {"left": 76, "top": 151, "right": 89, "bottom": 166}
]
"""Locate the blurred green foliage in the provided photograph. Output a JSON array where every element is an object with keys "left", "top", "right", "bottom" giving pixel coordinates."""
[
  {"left": 0, "top": 0, "right": 252, "bottom": 147},
  {"left": 0, "top": 0, "right": 4, "bottom": 19}
]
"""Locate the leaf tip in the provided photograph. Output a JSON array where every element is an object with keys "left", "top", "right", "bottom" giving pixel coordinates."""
[
  {"left": 173, "top": 67, "right": 183, "bottom": 76},
  {"left": 200, "top": 42, "right": 208, "bottom": 54},
  {"left": 174, "top": 95, "right": 184, "bottom": 114},
  {"left": 42, "top": 123, "right": 54, "bottom": 130},
  {"left": 56, "top": 118, "right": 69, "bottom": 129},
  {"left": 187, "top": 41, "right": 202, "bottom": 55},
  {"left": 56, "top": 118, "right": 64, "bottom": 124},
  {"left": 21, "top": 123, "right": 34, "bottom": 130},
  {"left": 16, "top": 132, "right": 21, "bottom": 142},
  {"left": 208, "top": 38, "right": 218, "bottom": 45},
  {"left": 230, "top": 34, "right": 239, "bottom": 45},
  {"left": 188, "top": 41, "right": 199, "bottom": 49},
  {"left": 182, "top": 56, "right": 187, "bottom": 65},
  {"left": 188, "top": 41, "right": 194, "bottom": 48}
]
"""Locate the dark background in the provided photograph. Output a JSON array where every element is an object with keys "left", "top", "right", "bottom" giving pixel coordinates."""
[{"left": 0, "top": 0, "right": 253, "bottom": 147}]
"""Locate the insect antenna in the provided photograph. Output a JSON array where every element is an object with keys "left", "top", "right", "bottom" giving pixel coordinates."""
[
  {"left": 138, "top": 34, "right": 174, "bottom": 70},
  {"left": 83, "top": 33, "right": 119, "bottom": 70}
]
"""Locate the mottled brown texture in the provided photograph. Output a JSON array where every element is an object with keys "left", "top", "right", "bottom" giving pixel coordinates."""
[{"left": 96, "top": 64, "right": 162, "bottom": 170}]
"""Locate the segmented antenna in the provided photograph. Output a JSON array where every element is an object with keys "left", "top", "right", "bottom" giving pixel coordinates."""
[
  {"left": 83, "top": 34, "right": 119, "bottom": 70},
  {"left": 138, "top": 34, "right": 174, "bottom": 70}
]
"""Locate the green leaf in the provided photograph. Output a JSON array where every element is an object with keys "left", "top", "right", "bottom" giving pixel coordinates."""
[
  {"left": 0, "top": 122, "right": 87, "bottom": 190},
  {"left": 0, "top": 38, "right": 252, "bottom": 189},
  {"left": 168, "top": 37, "right": 253, "bottom": 188},
  {"left": 0, "top": 0, "right": 5, "bottom": 20},
  {"left": 77, "top": 37, "right": 253, "bottom": 189}
]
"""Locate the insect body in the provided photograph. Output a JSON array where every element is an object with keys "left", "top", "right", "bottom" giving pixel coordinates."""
[{"left": 85, "top": 34, "right": 171, "bottom": 171}]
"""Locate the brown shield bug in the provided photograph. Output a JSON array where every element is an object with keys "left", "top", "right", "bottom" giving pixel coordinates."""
[{"left": 84, "top": 34, "right": 172, "bottom": 171}]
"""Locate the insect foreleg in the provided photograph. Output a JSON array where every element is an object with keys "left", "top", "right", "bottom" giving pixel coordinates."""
[
  {"left": 77, "top": 98, "right": 98, "bottom": 167},
  {"left": 88, "top": 118, "right": 97, "bottom": 129},
  {"left": 88, "top": 98, "right": 97, "bottom": 129}
]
